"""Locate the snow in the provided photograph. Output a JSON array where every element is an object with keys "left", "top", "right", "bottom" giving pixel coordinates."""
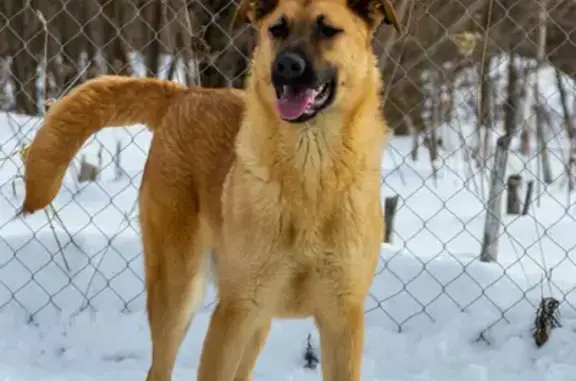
[{"left": 1, "top": 64, "right": 576, "bottom": 379}]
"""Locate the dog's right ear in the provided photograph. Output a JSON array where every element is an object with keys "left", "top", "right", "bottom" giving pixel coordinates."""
[
  {"left": 231, "top": 0, "right": 279, "bottom": 30},
  {"left": 348, "top": 0, "right": 401, "bottom": 32}
]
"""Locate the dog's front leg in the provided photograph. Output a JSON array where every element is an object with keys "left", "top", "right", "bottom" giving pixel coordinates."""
[
  {"left": 195, "top": 236, "right": 276, "bottom": 381},
  {"left": 315, "top": 300, "right": 365, "bottom": 381},
  {"left": 196, "top": 299, "right": 264, "bottom": 381}
]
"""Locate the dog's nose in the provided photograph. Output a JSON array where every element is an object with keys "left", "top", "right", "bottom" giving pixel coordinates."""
[{"left": 273, "top": 52, "right": 306, "bottom": 81}]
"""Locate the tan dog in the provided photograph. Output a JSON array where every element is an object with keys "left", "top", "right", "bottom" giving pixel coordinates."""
[{"left": 21, "top": 0, "right": 400, "bottom": 380}]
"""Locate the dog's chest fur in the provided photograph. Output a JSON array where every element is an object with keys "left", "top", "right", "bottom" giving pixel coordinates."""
[
  {"left": 223, "top": 128, "right": 379, "bottom": 316},
  {"left": 231, "top": 122, "right": 375, "bottom": 257}
]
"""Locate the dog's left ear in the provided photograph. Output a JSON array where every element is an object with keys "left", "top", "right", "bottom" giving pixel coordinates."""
[
  {"left": 231, "top": 0, "right": 279, "bottom": 30},
  {"left": 348, "top": 0, "right": 401, "bottom": 33}
]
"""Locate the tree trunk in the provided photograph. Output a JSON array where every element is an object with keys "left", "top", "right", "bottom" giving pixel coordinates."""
[
  {"left": 554, "top": 69, "right": 575, "bottom": 191},
  {"left": 534, "top": 99, "right": 553, "bottom": 184},
  {"left": 480, "top": 135, "right": 511, "bottom": 262},
  {"left": 196, "top": 0, "right": 252, "bottom": 88},
  {"left": 140, "top": 0, "right": 163, "bottom": 77},
  {"left": 503, "top": 51, "right": 520, "bottom": 137},
  {"left": 533, "top": 0, "right": 552, "bottom": 185},
  {"left": 33, "top": 1, "right": 62, "bottom": 100},
  {"left": 11, "top": 2, "right": 41, "bottom": 115},
  {"left": 56, "top": 0, "right": 86, "bottom": 91},
  {"left": 102, "top": 0, "right": 131, "bottom": 75},
  {"left": 519, "top": 63, "right": 533, "bottom": 156},
  {"left": 84, "top": 0, "right": 106, "bottom": 80},
  {"left": 476, "top": 55, "right": 493, "bottom": 167}
]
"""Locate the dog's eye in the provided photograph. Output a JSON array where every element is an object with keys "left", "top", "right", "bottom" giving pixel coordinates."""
[
  {"left": 268, "top": 17, "right": 289, "bottom": 39},
  {"left": 316, "top": 17, "right": 342, "bottom": 39}
]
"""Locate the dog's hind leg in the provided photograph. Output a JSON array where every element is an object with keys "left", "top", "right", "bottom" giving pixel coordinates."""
[{"left": 140, "top": 187, "right": 209, "bottom": 381}]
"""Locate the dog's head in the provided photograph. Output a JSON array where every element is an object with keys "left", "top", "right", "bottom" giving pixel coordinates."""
[{"left": 234, "top": 0, "right": 400, "bottom": 124}]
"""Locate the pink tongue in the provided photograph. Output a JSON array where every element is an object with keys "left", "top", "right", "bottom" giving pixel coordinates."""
[{"left": 276, "top": 89, "right": 315, "bottom": 120}]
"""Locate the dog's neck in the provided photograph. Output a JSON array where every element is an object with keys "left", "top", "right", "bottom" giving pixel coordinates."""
[{"left": 235, "top": 64, "right": 386, "bottom": 202}]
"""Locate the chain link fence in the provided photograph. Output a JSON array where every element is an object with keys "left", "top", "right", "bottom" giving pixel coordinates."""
[{"left": 1, "top": 0, "right": 576, "bottom": 337}]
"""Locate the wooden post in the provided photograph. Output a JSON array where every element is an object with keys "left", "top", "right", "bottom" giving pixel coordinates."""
[
  {"left": 522, "top": 180, "right": 534, "bottom": 216},
  {"left": 77, "top": 154, "right": 99, "bottom": 183},
  {"left": 384, "top": 195, "right": 399, "bottom": 243},
  {"left": 506, "top": 174, "right": 522, "bottom": 215}
]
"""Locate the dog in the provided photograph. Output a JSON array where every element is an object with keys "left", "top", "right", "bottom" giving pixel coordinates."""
[{"left": 21, "top": 0, "right": 400, "bottom": 380}]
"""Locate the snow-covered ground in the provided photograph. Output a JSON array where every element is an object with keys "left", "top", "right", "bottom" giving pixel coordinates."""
[{"left": 1, "top": 62, "right": 576, "bottom": 379}]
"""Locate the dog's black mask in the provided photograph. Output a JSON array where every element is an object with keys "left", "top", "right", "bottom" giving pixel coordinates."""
[{"left": 270, "top": 48, "right": 337, "bottom": 124}]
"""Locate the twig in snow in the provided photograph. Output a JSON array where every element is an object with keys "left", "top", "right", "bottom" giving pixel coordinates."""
[
  {"left": 44, "top": 207, "right": 71, "bottom": 273},
  {"left": 303, "top": 333, "right": 319, "bottom": 370},
  {"left": 533, "top": 296, "right": 561, "bottom": 348}
]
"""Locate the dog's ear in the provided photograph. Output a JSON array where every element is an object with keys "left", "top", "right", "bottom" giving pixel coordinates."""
[
  {"left": 231, "top": 0, "right": 279, "bottom": 30},
  {"left": 348, "top": 0, "right": 401, "bottom": 32}
]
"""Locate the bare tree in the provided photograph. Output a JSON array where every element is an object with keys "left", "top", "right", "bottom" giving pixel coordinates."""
[
  {"left": 504, "top": 51, "right": 521, "bottom": 145},
  {"left": 101, "top": 0, "right": 132, "bottom": 75},
  {"left": 140, "top": 0, "right": 164, "bottom": 77},
  {"left": 2, "top": 0, "right": 576, "bottom": 119},
  {"left": 0, "top": 0, "right": 16, "bottom": 109},
  {"left": 533, "top": 0, "right": 553, "bottom": 187},
  {"left": 11, "top": 1, "right": 42, "bottom": 115},
  {"left": 479, "top": 48, "right": 520, "bottom": 262},
  {"left": 84, "top": 0, "right": 107, "bottom": 80},
  {"left": 554, "top": 69, "right": 575, "bottom": 191},
  {"left": 475, "top": 55, "right": 494, "bottom": 167},
  {"left": 191, "top": 0, "right": 254, "bottom": 88}
]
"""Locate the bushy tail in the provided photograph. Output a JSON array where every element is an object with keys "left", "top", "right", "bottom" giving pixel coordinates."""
[{"left": 21, "top": 75, "right": 187, "bottom": 214}]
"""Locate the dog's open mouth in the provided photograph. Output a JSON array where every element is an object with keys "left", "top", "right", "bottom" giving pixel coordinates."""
[{"left": 274, "top": 77, "right": 336, "bottom": 123}]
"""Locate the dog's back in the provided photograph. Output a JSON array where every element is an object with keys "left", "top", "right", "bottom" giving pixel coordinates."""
[
  {"left": 141, "top": 86, "right": 245, "bottom": 231},
  {"left": 21, "top": 75, "right": 244, "bottom": 216}
]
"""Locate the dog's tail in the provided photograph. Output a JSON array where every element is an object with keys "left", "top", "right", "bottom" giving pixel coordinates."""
[{"left": 21, "top": 75, "right": 187, "bottom": 214}]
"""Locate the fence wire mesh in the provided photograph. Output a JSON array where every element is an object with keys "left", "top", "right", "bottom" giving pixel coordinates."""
[{"left": 0, "top": 0, "right": 575, "bottom": 335}]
